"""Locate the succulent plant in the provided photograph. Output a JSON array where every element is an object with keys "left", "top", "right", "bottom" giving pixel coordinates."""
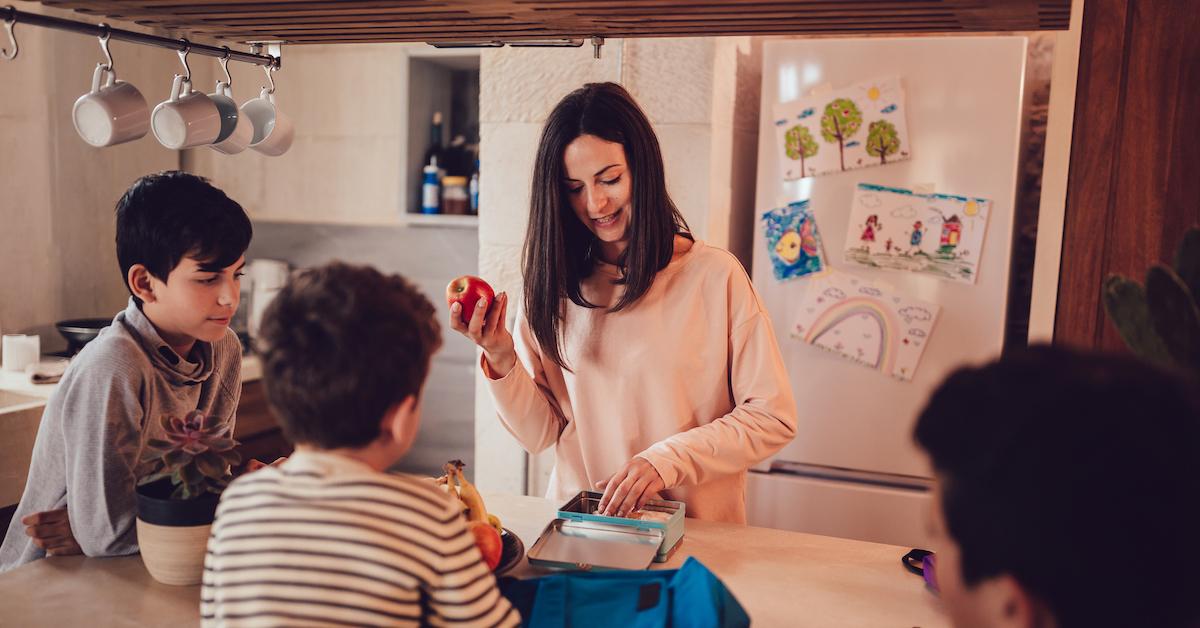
[
  {"left": 140, "top": 410, "right": 241, "bottom": 500},
  {"left": 1103, "top": 227, "right": 1200, "bottom": 374}
]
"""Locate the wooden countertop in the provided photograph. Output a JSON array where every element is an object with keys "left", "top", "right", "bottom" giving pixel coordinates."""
[{"left": 0, "top": 492, "right": 949, "bottom": 627}]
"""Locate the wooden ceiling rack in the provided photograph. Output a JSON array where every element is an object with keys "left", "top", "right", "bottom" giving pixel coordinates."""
[{"left": 35, "top": 1, "right": 1070, "bottom": 46}]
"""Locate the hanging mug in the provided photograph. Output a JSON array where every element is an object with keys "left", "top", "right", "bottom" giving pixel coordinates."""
[
  {"left": 72, "top": 63, "right": 149, "bottom": 147},
  {"left": 240, "top": 88, "right": 294, "bottom": 156},
  {"left": 209, "top": 82, "right": 252, "bottom": 155},
  {"left": 151, "top": 74, "right": 221, "bottom": 150}
]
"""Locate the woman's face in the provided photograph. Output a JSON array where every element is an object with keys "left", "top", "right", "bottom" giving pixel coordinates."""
[{"left": 563, "top": 134, "right": 633, "bottom": 258}]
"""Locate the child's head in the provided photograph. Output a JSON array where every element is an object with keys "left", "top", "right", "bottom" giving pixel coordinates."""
[
  {"left": 915, "top": 346, "right": 1200, "bottom": 628},
  {"left": 115, "top": 171, "right": 252, "bottom": 348},
  {"left": 258, "top": 262, "right": 442, "bottom": 462}
]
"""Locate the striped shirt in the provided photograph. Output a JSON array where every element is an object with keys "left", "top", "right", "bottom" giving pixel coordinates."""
[{"left": 201, "top": 450, "right": 519, "bottom": 627}]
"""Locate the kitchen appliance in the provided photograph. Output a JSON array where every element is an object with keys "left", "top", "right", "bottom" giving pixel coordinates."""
[
  {"left": 527, "top": 491, "right": 685, "bottom": 570},
  {"left": 748, "top": 36, "right": 1029, "bottom": 548},
  {"left": 246, "top": 258, "right": 290, "bottom": 342}
]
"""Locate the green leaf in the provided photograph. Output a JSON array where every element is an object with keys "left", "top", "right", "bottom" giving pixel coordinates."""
[
  {"left": 194, "top": 452, "right": 226, "bottom": 479},
  {"left": 1145, "top": 265, "right": 1200, "bottom": 371},
  {"left": 1103, "top": 275, "right": 1173, "bottom": 365},
  {"left": 176, "top": 463, "right": 199, "bottom": 486},
  {"left": 140, "top": 471, "right": 170, "bottom": 486},
  {"left": 163, "top": 450, "right": 192, "bottom": 469},
  {"left": 207, "top": 438, "right": 237, "bottom": 452},
  {"left": 218, "top": 450, "right": 243, "bottom": 468},
  {"left": 1173, "top": 227, "right": 1200, "bottom": 310}
]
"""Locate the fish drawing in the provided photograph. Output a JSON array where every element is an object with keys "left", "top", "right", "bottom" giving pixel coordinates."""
[
  {"left": 775, "top": 229, "right": 802, "bottom": 264},
  {"left": 774, "top": 220, "right": 820, "bottom": 264},
  {"left": 798, "top": 108, "right": 815, "bottom": 119},
  {"left": 881, "top": 104, "right": 897, "bottom": 114}
]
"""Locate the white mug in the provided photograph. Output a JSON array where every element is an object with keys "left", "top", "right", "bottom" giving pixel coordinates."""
[
  {"left": 209, "top": 82, "right": 252, "bottom": 155},
  {"left": 72, "top": 63, "right": 149, "bottom": 147},
  {"left": 151, "top": 74, "right": 221, "bottom": 150},
  {"left": 2, "top": 334, "right": 40, "bottom": 373},
  {"left": 241, "top": 88, "right": 294, "bottom": 156}
]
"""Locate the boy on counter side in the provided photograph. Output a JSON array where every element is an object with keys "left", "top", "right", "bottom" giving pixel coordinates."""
[
  {"left": 202, "top": 262, "right": 517, "bottom": 627},
  {"left": 0, "top": 171, "right": 252, "bottom": 572},
  {"left": 915, "top": 347, "right": 1200, "bottom": 628}
]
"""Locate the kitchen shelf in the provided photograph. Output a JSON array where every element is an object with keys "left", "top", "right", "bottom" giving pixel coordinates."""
[
  {"left": 399, "top": 213, "right": 479, "bottom": 229},
  {"left": 39, "top": 1, "right": 1070, "bottom": 44}
]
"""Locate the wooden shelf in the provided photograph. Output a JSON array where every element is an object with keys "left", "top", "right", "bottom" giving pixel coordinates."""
[
  {"left": 399, "top": 213, "right": 479, "bottom": 229},
  {"left": 40, "top": 1, "right": 1071, "bottom": 45}
]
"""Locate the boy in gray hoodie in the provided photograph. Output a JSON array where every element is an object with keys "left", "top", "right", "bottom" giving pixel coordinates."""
[{"left": 0, "top": 171, "right": 253, "bottom": 572}]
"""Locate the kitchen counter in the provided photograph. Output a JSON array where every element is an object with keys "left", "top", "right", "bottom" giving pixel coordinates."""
[
  {"left": 0, "top": 354, "right": 262, "bottom": 404},
  {"left": 0, "top": 492, "right": 949, "bottom": 627}
]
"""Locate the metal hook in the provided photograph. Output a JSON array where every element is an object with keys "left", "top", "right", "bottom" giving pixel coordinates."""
[
  {"left": 2, "top": 6, "right": 17, "bottom": 61},
  {"left": 263, "top": 61, "right": 276, "bottom": 95},
  {"left": 219, "top": 46, "right": 232, "bottom": 86},
  {"left": 98, "top": 24, "right": 114, "bottom": 73},
  {"left": 176, "top": 40, "right": 191, "bottom": 82}
]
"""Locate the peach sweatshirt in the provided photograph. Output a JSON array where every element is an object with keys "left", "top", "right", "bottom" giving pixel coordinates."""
[{"left": 483, "top": 240, "right": 798, "bottom": 523}]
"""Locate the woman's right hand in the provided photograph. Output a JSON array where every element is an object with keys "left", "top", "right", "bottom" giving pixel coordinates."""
[{"left": 449, "top": 291, "right": 516, "bottom": 378}]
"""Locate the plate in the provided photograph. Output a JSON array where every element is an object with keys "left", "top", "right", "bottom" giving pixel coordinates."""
[{"left": 495, "top": 527, "right": 524, "bottom": 575}]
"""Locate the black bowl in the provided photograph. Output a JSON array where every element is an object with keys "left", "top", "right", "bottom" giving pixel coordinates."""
[
  {"left": 495, "top": 528, "right": 524, "bottom": 576},
  {"left": 56, "top": 318, "right": 112, "bottom": 355}
]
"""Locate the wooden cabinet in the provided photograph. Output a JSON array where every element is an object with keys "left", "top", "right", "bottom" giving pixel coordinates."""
[{"left": 233, "top": 380, "right": 293, "bottom": 465}]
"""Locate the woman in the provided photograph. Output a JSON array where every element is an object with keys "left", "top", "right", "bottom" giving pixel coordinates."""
[{"left": 450, "top": 83, "right": 796, "bottom": 523}]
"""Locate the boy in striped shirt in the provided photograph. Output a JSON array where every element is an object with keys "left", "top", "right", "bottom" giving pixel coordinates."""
[{"left": 202, "top": 262, "right": 518, "bottom": 627}]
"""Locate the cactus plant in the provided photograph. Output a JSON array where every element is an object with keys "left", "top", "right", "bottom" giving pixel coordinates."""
[
  {"left": 1102, "top": 226, "right": 1200, "bottom": 374},
  {"left": 139, "top": 410, "right": 241, "bottom": 500}
]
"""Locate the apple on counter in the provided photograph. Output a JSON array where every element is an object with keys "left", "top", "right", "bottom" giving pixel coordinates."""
[{"left": 446, "top": 275, "right": 495, "bottom": 325}]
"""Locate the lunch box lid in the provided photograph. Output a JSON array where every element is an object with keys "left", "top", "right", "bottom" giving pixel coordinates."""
[{"left": 527, "top": 518, "right": 665, "bottom": 571}]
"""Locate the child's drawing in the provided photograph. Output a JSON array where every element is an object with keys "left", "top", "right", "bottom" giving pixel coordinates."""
[
  {"left": 773, "top": 76, "right": 911, "bottom": 179},
  {"left": 762, "top": 200, "right": 825, "bottom": 281},
  {"left": 792, "top": 272, "right": 940, "bottom": 381},
  {"left": 843, "top": 183, "right": 993, "bottom": 285}
]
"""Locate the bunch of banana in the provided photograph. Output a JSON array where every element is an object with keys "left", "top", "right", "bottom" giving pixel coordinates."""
[{"left": 435, "top": 459, "right": 503, "bottom": 533}]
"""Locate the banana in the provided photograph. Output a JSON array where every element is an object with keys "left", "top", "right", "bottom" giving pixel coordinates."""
[
  {"left": 487, "top": 513, "right": 503, "bottom": 533},
  {"left": 445, "top": 459, "right": 490, "bottom": 524}
]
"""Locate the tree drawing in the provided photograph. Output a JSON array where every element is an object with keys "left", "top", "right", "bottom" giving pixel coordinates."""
[
  {"left": 820, "top": 98, "right": 863, "bottom": 171},
  {"left": 865, "top": 119, "right": 901, "bottom": 164},
  {"left": 784, "top": 125, "right": 819, "bottom": 176}
]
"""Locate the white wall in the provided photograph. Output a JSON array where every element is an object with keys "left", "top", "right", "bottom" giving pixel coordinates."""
[
  {"left": 0, "top": 2, "right": 179, "bottom": 349},
  {"left": 473, "top": 38, "right": 763, "bottom": 494}
]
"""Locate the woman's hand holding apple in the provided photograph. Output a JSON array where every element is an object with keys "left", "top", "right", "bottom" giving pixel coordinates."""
[{"left": 447, "top": 282, "right": 516, "bottom": 378}]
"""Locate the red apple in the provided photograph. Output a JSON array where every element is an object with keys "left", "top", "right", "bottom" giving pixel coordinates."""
[
  {"left": 446, "top": 275, "right": 495, "bottom": 325},
  {"left": 467, "top": 520, "right": 503, "bottom": 570}
]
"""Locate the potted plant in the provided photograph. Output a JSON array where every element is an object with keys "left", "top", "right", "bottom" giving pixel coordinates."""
[
  {"left": 135, "top": 410, "right": 240, "bottom": 586},
  {"left": 1102, "top": 226, "right": 1200, "bottom": 375}
]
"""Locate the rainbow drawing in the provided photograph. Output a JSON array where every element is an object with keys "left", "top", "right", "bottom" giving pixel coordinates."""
[
  {"left": 802, "top": 296, "right": 902, "bottom": 374},
  {"left": 792, "top": 273, "right": 939, "bottom": 381}
]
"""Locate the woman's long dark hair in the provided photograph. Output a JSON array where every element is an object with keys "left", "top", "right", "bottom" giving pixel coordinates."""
[{"left": 523, "top": 82, "right": 691, "bottom": 371}]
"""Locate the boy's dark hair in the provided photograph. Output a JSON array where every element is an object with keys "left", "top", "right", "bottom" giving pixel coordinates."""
[
  {"left": 115, "top": 171, "right": 252, "bottom": 304},
  {"left": 915, "top": 346, "right": 1200, "bottom": 628},
  {"left": 258, "top": 262, "right": 442, "bottom": 449}
]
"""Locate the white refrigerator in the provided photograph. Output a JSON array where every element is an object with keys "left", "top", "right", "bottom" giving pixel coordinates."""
[{"left": 747, "top": 36, "right": 1029, "bottom": 548}]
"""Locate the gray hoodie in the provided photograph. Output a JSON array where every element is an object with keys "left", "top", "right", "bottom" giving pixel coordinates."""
[{"left": 0, "top": 299, "right": 242, "bottom": 572}]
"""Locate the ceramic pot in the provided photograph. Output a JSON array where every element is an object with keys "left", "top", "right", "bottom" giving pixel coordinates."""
[{"left": 135, "top": 477, "right": 220, "bottom": 586}]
